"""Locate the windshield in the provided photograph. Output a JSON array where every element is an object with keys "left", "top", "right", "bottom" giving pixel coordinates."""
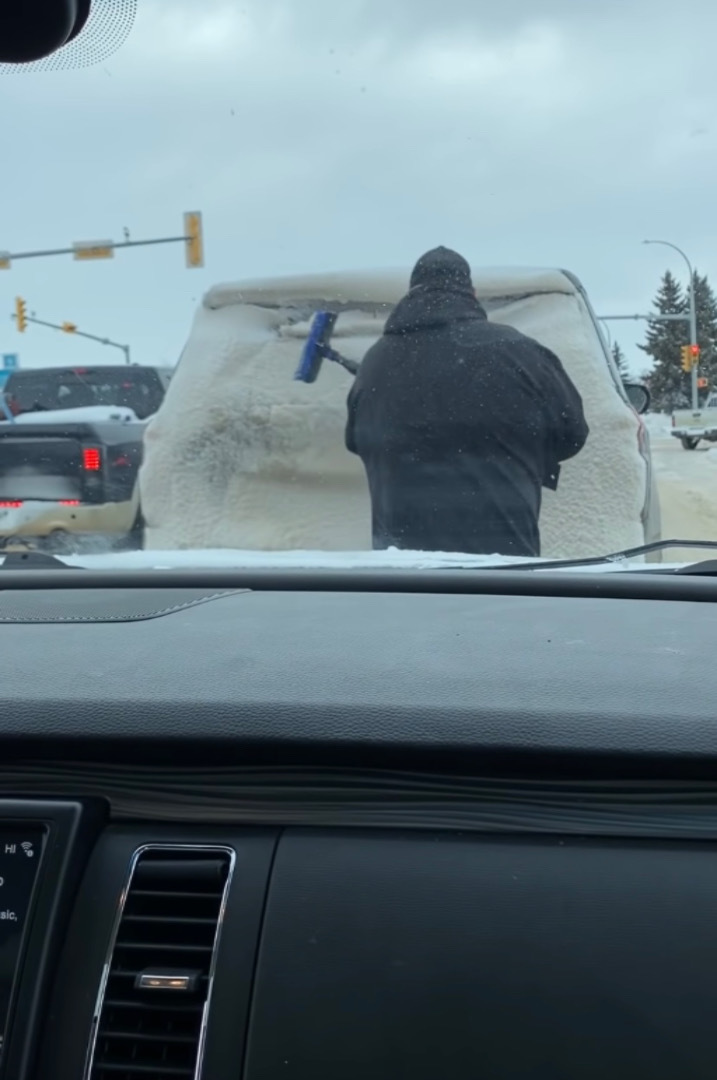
[
  {"left": 4, "top": 369, "right": 165, "bottom": 419},
  {"left": 1, "top": 0, "right": 716, "bottom": 568}
]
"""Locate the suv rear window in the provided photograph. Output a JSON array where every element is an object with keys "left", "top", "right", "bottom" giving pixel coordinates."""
[{"left": 3, "top": 368, "right": 165, "bottom": 420}]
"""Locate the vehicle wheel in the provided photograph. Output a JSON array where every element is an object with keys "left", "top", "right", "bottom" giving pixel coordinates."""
[{"left": 681, "top": 436, "right": 699, "bottom": 450}]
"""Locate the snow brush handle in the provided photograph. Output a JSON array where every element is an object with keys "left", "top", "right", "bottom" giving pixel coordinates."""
[{"left": 324, "top": 347, "right": 359, "bottom": 376}]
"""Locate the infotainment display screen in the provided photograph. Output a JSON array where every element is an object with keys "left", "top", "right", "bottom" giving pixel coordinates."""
[{"left": 0, "top": 829, "right": 44, "bottom": 1061}]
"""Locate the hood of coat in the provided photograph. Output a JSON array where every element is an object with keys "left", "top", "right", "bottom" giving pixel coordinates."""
[{"left": 383, "top": 286, "right": 488, "bottom": 336}]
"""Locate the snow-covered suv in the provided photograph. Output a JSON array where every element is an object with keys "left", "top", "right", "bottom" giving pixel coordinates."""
[{"left": 139, "top": 266, "right": 661, "bottom": 560}]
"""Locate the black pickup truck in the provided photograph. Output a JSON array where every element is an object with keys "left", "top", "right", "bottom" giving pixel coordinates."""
[
  {"left": 0, "top": 365, "right": 173, "bottom": 552},
  {"left": 0, "top": 415, "right": 147, "bottom": 552}
]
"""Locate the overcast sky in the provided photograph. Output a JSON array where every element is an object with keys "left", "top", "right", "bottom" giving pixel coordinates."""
[{"left": 1, "top": 0, "right": 715, "bottom": 376}]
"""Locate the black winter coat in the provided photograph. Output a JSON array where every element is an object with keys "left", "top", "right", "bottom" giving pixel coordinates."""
[{"left": 345, "top": 286, "right": 589, "bottom": 557}]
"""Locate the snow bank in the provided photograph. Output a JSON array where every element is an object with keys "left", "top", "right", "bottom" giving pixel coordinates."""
[
  {"left": 140, "top": 266, "right": 648, "bottom": 558},
  {"left": 6, "top": 405, "right": 139, "bottom": 425},
  {"left": 643, "top": 412, "right": 672, "bottom": 440}
]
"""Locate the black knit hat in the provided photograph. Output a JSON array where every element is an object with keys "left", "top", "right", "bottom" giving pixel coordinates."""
[{"left": 409, "top": 246, "right": 473, "bottom": 292}]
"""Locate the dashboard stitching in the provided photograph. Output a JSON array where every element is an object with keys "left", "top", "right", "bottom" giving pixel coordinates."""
[{"left": 0, "top": 589, "right": 248, "bottom": 623}]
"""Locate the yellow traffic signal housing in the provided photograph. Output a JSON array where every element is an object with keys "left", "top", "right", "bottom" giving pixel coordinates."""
[
  {"left": 184, "top": 211, "right": 204, "bottom": 269},
  {"left": 15, "top": 297, "right": 27, "bottom": 333},
  {"left": 61, "top": 322, "right": 77, "bottom": 333},
  {"left": 681, "top": 345, "right": 693, "bottom": 372}
]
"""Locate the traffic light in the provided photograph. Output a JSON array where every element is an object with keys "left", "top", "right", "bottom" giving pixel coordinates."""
[
  {"left": 184, "top": 211, "right": 204, "bottom": 269},
  {"left": 61, "top": 322, "right": 77, "bottom": 333},
  {"left": 681, "top": 345, "right": 692, "bottom": 371},
  {"left": 15, "top": 297, "right": 27, "bottom": 333}
]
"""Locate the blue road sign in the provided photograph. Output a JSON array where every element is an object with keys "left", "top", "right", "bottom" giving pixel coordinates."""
[{"left": 2, "top": 354, "right": 19, "bottom": 370}]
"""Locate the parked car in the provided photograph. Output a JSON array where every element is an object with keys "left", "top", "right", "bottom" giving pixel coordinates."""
[{"left": 139, "top": 266, "right": 661, "bottom": 560}]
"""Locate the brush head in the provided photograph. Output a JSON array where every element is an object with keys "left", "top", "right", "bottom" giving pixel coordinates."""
[{"left": 294, "top": 311, "right": 339, "bottom": 383}]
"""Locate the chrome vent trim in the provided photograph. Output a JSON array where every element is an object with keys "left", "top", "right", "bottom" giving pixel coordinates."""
[{"left": 83, "top": 843, "right": 235, "bottom": 1080}]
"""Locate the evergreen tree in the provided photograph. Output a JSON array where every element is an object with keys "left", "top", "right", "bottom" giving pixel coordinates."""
[
  {"left": 691, "top": 271, "right": 717, "bottom": 395},
  {"left": 639, "top": 269, "right": 717, "bottom": 410},
  {"left": 638, "top": 270, "right": 689, "bottom": 411},
  {"left": 611, "top": 341, "right": 629, "bottom": 382}
]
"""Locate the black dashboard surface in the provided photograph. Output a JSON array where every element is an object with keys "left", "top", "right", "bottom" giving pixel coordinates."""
[{"left": 0, "top": 583, "right": 712, "bottom": 762}]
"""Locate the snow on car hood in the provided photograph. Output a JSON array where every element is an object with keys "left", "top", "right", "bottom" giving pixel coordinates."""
[{"left": 0, "top": 547, "right": 685, "bottom": 573}]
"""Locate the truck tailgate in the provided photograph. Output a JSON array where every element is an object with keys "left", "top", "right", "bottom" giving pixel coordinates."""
[
  {"left": 673, "top": 409, "right": 717, "bottom": 430},
  {"left": 0, "top": 430, "right": 83, "bottom": 501}
]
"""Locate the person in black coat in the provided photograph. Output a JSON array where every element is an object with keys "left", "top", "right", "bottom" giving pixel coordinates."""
[{"left": 345, "top": 247, "right": 589, "bottom": 557}]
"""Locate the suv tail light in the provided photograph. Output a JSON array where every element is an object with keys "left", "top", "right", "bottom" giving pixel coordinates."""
[{"left": 82, "top": 447, "right": 101, "bottom": 471}]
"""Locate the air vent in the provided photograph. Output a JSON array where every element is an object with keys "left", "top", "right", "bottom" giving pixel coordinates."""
[{"left": 86, "top": 846, "right": 234, "bottom": 1080}]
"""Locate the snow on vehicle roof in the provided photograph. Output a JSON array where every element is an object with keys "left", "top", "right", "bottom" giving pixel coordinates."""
[{"left": 204, "top": 266, "right": 577, "bottom": 312}]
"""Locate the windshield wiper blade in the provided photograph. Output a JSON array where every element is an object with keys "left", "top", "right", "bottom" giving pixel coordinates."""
[
  {"left": 0, "top": 551, "right": 78, "bottom": 570},
  {"left": 498, "top": 539, "right": 717, "bottom": 572}
]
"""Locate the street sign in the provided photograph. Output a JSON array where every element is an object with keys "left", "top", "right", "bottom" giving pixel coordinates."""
[
  {"left": 0, "top": 252, "right": 11, "bottom": 270},
  {"left": 73, "top": 241, "right": 114, "bottom": 261},
  {"left": 2, "top": 354, "right": 19, "bottom": 370}
]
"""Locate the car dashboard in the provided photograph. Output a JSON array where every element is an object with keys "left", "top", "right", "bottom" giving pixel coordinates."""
[{"left": 0, "top": 570, "right": 716, "bottom": 1080}]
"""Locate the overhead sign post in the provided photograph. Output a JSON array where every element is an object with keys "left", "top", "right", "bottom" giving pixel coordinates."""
[
  {"left": 0, "top": 214, "right": 205, "bottom": 270},
  {"left": 9, "top": 306, "right": 131, "bottom": 365}
]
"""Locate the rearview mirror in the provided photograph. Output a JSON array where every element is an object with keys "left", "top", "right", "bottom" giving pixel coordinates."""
[
  {"left": 0, "top": 0, "right": 90, "bottom": 63},
  {"left": 624, "top": 382, "right": 650, "bottom": 415}
]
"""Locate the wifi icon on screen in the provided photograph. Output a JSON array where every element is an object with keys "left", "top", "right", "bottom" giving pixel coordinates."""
[{"left": 21, "top": 842, "right": 33, "bottom": 857}]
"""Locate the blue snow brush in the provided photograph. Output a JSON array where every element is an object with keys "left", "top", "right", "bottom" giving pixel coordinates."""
[{"left": 294, "top": 310, "right": 359, "bottom": 383}]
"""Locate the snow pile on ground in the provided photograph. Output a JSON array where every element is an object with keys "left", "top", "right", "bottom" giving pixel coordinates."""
[
  {"left": 5, "top": 405, "right": 139, "bottom": 425},
  {"left": 643, "top": 412, "right": 672, "bottom": 440},
  {"left": 140, "top": 266, "right": 647, "bottom": 559}
]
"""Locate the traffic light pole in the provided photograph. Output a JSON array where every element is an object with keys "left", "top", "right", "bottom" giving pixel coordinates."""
[
  {"left": 12, "top": 312, "right": 131, "bottom": 365},
  {"left": 598, "top": 312, "right": 700, "bottom": 398},
  {"left": 0, "top": 212, "right": 204, "bottom": 270}
]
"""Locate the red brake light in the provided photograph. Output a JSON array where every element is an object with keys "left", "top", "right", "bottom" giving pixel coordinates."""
[
  {"left": 112, "top": 454, "right": 131, "bottom": 467},
  {"left": 82, "top": 447, "right": 101, "bottom": 471},
  {"left": 59, "top": 500, "right": 80, "bottom": 506},
  {"left": 0, "top": 500, "right": 23, "bottom": 508},
  {"left": 73, "top": 368, "right": 88, "bottom": 375}
]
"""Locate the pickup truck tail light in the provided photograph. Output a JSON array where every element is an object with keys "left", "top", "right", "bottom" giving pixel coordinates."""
[{"left": 82, "top": 447, "right": 101, "bottom": 471}]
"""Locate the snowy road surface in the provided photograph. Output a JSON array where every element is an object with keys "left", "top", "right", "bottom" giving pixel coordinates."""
[{"left": 647, "top": 415, "right": 717, "bottom": 562}]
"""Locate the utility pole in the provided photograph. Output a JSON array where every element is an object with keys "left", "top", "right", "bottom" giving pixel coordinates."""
[
  {"left": 643, "top": 239, "right": 698, "bottom": 409},
  {"left": 12, "top": 306, "right": 131, "bottom": 365}
]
